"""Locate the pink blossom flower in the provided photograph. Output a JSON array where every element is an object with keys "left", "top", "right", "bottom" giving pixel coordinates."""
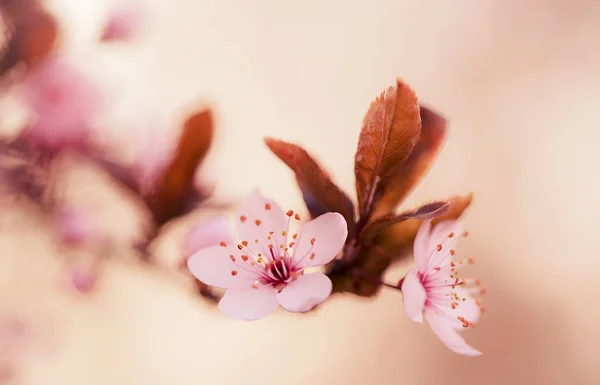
[
  {"left": 18, "top": 56, "right": 102, "bottom": 153},
  {"left": 100, "top": 3, "right": 145, "bottom": 42},
  {"left": 401, "top": 219, "right": 485, "bottom": 356},
  {"left": 69, "top": 266, "right": 97, "bottom": 293},
  {"left": 59, "top": 258, "right": 99, "bottom": 293},
  {"left": 187, "top": 189, "right": 348, "bottom": 320},
  {"left": 55, "top": 208, "right": 96, "bottom": 245}
]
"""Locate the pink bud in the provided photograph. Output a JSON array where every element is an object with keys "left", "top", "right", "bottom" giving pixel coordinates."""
[
  {"left": 55, "top": 208, "right": 95, "bottom": 245},
  {"left": 100, "top": 3, "right": 145, "bottom": 42},
  {"left": 18, "top": 56, "right": 103, "bottom": 153},
  {"left": 70, "top": 267, "right": 97, "bottom": 293}
]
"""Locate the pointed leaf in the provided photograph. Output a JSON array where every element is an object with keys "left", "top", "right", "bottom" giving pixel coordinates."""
[
  {"left": 368, "top": 105, "right": 447, "bottom": 220},
  {"left": 359, "top": 201, "right": 449, "bottom": 245},
  {"left": 147, "top": 108, "right": 214, "bottom": 225},
  {"left": 374, "top": 193, "right": 473, "bottom": 258},
  {"left": 354, "top": 79, "right": 421, "bottom": 219},
  {"left": 265, "top": 137, "right": 355, "bottom": 229},
  {"left": 0, "top": 8, "right": 59, "bottom": 76}
]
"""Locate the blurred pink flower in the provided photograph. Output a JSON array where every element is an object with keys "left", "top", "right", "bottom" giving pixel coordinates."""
[
  {"left": 69, "top": 265, "right": 97, "bottom": 293},
  {"left": 18, "top": 55, "right": 103, "bottom": 153},
  {"left": 100, "top": 3, "right": 145, "bottom": 42},
  {"left": 187, "top": 188, "right": 347, "bottom": 320},
  {"left": 55, "top": 207, "right": 96, "bottom": 245},
  {"left": 401, "top": 219, "right": 484, "bottom": 356}
]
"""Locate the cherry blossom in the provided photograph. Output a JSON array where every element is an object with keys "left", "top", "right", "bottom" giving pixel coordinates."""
[
  {"left": 101, "top": 3, "right": 145, "bottom": 42},
  {"left": 55, "top": 207, "right": 96, "bottom": 246},
  {"left": 187, "top": 189, "right": 348, "bottom": 320},
  {"left": 401, "top": 219, "right": 485, "bottom": 356},
  {"left": 17, "top": 55, "right": 103, "bottom": 153}
]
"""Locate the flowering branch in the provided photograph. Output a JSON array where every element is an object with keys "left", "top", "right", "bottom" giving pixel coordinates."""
[{"left": 0, "top": 0, "right": 487, "bottom": 358}]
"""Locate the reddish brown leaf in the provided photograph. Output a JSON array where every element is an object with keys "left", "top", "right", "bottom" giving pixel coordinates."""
[
  {"left": 147, "top": 108, "right": 214, "bottom": 225},
  {"left": 354, "top": 79, "right": 421, "bottom": 220},
  {"left": 368, "top": 106, "right": 447, "bottom": 220},
  {"left": 265, "top": 137, "right": 355, "bottom": 229},
  {"left": 374, "top": 193, "right": 473, "bottom": 258},
  {"left": 0, "top": 8, "right": 59, "bottom": 76},
  {"left": 359, "top": 200, "right": 449, "bottom": 246}
]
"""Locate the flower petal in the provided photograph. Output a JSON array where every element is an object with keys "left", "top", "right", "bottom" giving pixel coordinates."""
[
  {"left": 423, "top": 220, "right": 463, "bottom": 271},
  {"left": 235, "top": 188, "right": 288, "bottom": 252},
  {"left": 429, "top": 220, "right": 462, "bottom": 252},
  {"left": 101, "top": 3, "right": 145, "bottom": 42},
  {"left": 19, "top": 56, "right": 102, "bottom": 151},
  {"left": 413, "top": 219, "right": 432, "bottom": 270},
  {"left": 401, "top": 268, "right": 426, "bottom": 323},
  {"left": 425, "top": 310, "right": 481, "bottom": 356},
  {"left": 184, "top": 216, "right": 232, "bottom": 258},
  {"left": 187, "top": 245, "right": 260, "bottom": 289},
  {"left": 276, "top": 273, "right": 332, "bottom": 312},
  {"left": 292, "top": 212, "right": 348, "bottom": 269},
  {"left": 447, "top": 288, "right": 482, "bottom": 330},
  {"left": 218, "top": 286, "right": 279, "bottom": 320},
  {"left": 56, "top": 208, "right": 95, "bottom": 245}
]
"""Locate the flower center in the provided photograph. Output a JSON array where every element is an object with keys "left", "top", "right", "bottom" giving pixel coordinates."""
[
  {"left": 421, "top": 230, "right": 486, "bottom": 328},
  {"left": 228, "top": 207, "right": 317, "bottom": 291}
]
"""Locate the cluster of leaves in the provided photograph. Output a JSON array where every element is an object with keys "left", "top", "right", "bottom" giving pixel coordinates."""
[
  {"left": 0, "top": 1, "right": 216, "bottom": 292},
  {"left": 266, "top": 80, "right": 472, "bottom": 297}
]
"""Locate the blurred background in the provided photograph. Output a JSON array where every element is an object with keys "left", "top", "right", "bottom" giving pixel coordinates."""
[{"left": 1, "top": 0, "right": 600, "bottom": 384}]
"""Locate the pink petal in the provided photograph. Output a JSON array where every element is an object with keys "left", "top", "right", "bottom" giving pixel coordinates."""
[
  {"left": 184, "top": 216, "right": 232, "bottom": 259},
  {"left": 63, "top": 263, "right": 98, "bottom": 293},
  {"left": 187, "top": 245, "right": 260, "bottom": 289},
  {"left": 401, "top": 268, "right": 426, "bottom": 323},
  {"left": 423, "top": 220, "right": 463, "bottom": 272},
  {"left": 55, "top": 208, "right": 96, "bottom": 245},
  {"left": 413, "top": 219, "right": 432, "bottom": 270},
  {"left": 218, "top": 286, "right": 279, "bottom": 320},
  {"left": 447, "top": 288, "right": 482, "bottom": 330},
  {"left": 292, "top": 212, "right": 348, "bottom": 269},
  {"left": 425, "top": 310, "right": 481, "bottom": 356},
  {"left": 276, "top": 272, "right": 332, "bottom": 313},
  {"left": 19, "top": 56, "right": 102, "bottom": 151},
  {"left": 101, "top": 4, "right": 144, "bottom": 42},
  {"left": 429, "top": 220, "right": 462, "bottom": 253},
  {"left": 235, "top": 188, "right": 288, "bottom": 249}
]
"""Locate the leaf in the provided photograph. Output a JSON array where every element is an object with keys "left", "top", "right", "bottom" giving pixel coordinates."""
[
  {"left": 368, "top": 105, "right": 447, "bottom": 220},
  {"left": 0, "top": 7, "right": 59, "bottom": 76},
  {"left": 265, "top": 137, "right": 355, "bottom": 230},
  {"left": 147, "top": 108, "right": 214, "bottom": 225},
  {"left": 374, "top": 193, "right": 473, "bottom": 258},
  {"left": 354, "top": 79, "right": 421, "bottom": 219},
  {"left": 359, "top": 200, "right": 450, "bottom": 246}
]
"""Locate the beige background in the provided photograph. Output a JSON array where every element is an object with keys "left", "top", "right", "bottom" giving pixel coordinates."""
[{"left": 1, "top": 0, "right": 600, "bottom": 384}]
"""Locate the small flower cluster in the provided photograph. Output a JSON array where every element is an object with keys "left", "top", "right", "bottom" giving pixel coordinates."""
[
  {"left": 0, "top": 0, "right": 486, "bottom": 357},
  {"left": 0, "top": 1, "right": 215, "bottom": 293}
]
